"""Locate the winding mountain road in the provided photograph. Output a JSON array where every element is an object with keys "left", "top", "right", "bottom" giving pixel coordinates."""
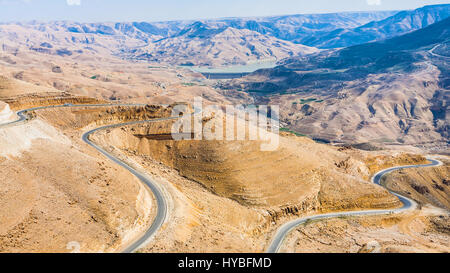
[
  {"left": 82, "top": 115, "right": 180, "bottom": 253},
  {"left": 1, "top": 103, "right": 445, "bottom": 253},
  {"left": 0, "top": 103, "right": 145, "bottom": 128},
  {"left": 266, "top": 158, "right": 443, "bottom": 253},
  {"left": 429, "top": 42, "right": 450, "bottom": 59},
  {"left": 0, "top": 103, "right": 178, "bottom": 253}
]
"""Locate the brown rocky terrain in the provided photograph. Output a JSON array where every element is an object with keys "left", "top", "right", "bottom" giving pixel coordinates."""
[
  {"left": 383, "top": 159, "right": 450, "bottom": 210},
  {"left": 0, "top": 101, "right": 173, "bottom": 252},
  {"left": 221, "top": 17, "right": 450, "bottom": 153},
  {"left": 91, "top": 116, "right": 400, "bottom": 209},
  {"left": 279, "top": 206, "right": 450, "bottom": 253},
  {"left": 0, "top": 49, "right": 232, "bottom": 106},
  {"left": 223, "top": 59, "right": 447, "bottom": 150},
  {"left": 0, "top": 20, "right": 317, "bottom": 68},
  {"left": 127, "top": 25, "right": 318, "bottom": 66},
  {"left": 0, "top": 6, "right": 448, "bottom": 253},
  {"left": 81, "top": 114, "right": 435, "bottom": 252},
  {"left": 0, "top": 10, "right": 395, "bottom": 68},
  {"left": 0, "top": 86, "right": 447, "bottom": 253}
]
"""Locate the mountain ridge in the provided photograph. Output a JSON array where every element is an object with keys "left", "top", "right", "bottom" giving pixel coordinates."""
[
  {"left": 299, "top": 4, "right": 450, "bottom": 48},
  {"left": 223, "top": 17, "right": 450, "bottom": 146},
  {"left": 123, "top": 26, "right": 318, "bottom": 66}
]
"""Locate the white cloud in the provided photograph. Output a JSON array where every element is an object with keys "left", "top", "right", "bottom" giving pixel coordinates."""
[
  {"left": 67, "top": 0, "right": 81, "bottom": 5},
  {"left": 366, "top": 0, "right": 382, "bottom": 5}
]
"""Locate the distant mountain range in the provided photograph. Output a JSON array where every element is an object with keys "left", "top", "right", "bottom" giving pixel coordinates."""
[
  {"left": 121, "top": 23, "right": 318, "bottom": 66},
  {"left": 298, "top": 4, "right": 450, "bottom": 48},
  {"left": 0, "top": 4, "right": 448, "bottom": 148},
  {"left": 21, "top": 10, "right": 397, "bottom": 42},
  {"left": 182, "top": 10, "right": 398, "bottom": 42},
  {"left": 57, "top": 4, "right": 449, "bottom": 51},
  {"left": 0, "top": 9, "right": 401, "bottom": 66},
  {"left": 243, "top": 15, "right": 450, "bottom": 92},
  {"left": 224, "top": 16, "right": 449, "bottom": 146},
  {"left": 0, "top": 4, "right": 448, "bottom": 66}
]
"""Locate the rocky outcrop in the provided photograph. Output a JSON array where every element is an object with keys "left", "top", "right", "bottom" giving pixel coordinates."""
[{"left": 0, "top": 101, "right": 14, "bottom": 122}]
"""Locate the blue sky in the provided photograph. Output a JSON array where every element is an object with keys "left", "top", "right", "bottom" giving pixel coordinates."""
[{"left": 0, "top": 0, "right": 448, "bottom": 22}]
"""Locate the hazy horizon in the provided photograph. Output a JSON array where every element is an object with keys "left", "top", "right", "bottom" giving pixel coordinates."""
[{"left": 0, "top": 0, "right": 448, "bottom": 23}]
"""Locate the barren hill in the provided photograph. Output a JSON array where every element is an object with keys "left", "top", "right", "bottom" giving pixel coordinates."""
[
  {"left": 0, "top": 4, "right": 448, "bottom": 254},
  {"left": 90, "top": 113, "right": 400, "bottom": 211},
  {"left": 124, "top": 24, "right": 318, "bottom": 66},
  {"left": 223, "top": 17, "right": 450, "bottom": 150},
  {"left": 0, "top": 10, "right": 397, "bottom": 67},
  {"left": 299, "top": 4, "right": 450, "bottom": 48}
]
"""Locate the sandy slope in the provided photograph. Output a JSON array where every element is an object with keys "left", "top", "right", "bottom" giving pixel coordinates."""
[
  {"left": 279, "top": 205, "right": 449, "bottom": 253},
  {"left": 82, "top": 115, "right": 434, "bottom": 252},
  {"left": 0, "top": 105, "right": 176, "bottom": 252}
]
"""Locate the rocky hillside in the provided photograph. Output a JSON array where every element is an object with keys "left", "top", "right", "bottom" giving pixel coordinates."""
[
  {"left": 0, "top": 5, "right": 447, "bottom": 66},
  {"left": 223, "top": 18, "right": 450, "bottom": 148},
  {"left": 281, "top": 15, "right": 450, "bottom": 73},
  {"left": 0, "top": 10, "right": 396, "bottom": 66},
  {"left": 299, "top": 4, "right": 450, "bottom": 48},
  {"left": 122, "top": 23, "right": 318, "bottom": 66},
  {"left": 195, "top": 10, "right": 397, "bottom": 43}
]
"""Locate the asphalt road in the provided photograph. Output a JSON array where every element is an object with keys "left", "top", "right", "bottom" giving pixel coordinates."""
[
  {"left": 82, "top": 115, "right": 180, "bottom": 253},
  {"left": 266, "top": 158, "right": 443, "bottom": 253},
  {"left": 0, "top": 103, "right": 177, "bottom": 253},
  {"left": 429, "top": 42, "right": 450, "bottom": 59},
  {"left": 0, "top": 103, "right": 146, "bottom": 128},
  {"left": 2, "top": 104, "right": 444, "bottom": 253}
]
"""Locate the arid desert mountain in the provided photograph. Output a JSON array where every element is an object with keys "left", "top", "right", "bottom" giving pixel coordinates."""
[
  {"left": 0, "top": 9, "right": 401, "bottom": 66},
  {"left": 184, "top": 10, "right": 397, "bottom": 43},
  {"left": 0, "top": 5, "right": 446, "bottom": 67},
  {"left": 0, "top": 21, "right": 316, "bottom": 67},
  {"left": 0, "top": 2, "right": 449, "bottom": 254},
  {"left": 0, "top": 45, "right": 234, "bottom": 105},
  {"left": 0, "top": 102, "right": 175, "bottom": 252},
  {"left": 299, "top": 4, "right": 450, "bottom": 48},
  {"left": 1, "top": 91, "right": 446, "bottom": 253},
  {"left": 0, "top": 22, "right": 145, "bottom": 60},
  {"left": 123, "top": 23, "right": 318, "bottom": 66},
  {"left": 224, "top": 17, "right": 450, "bottom": 151},
  {"left": 0, "top": 89, "right": 429, "bottom": 253}
]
